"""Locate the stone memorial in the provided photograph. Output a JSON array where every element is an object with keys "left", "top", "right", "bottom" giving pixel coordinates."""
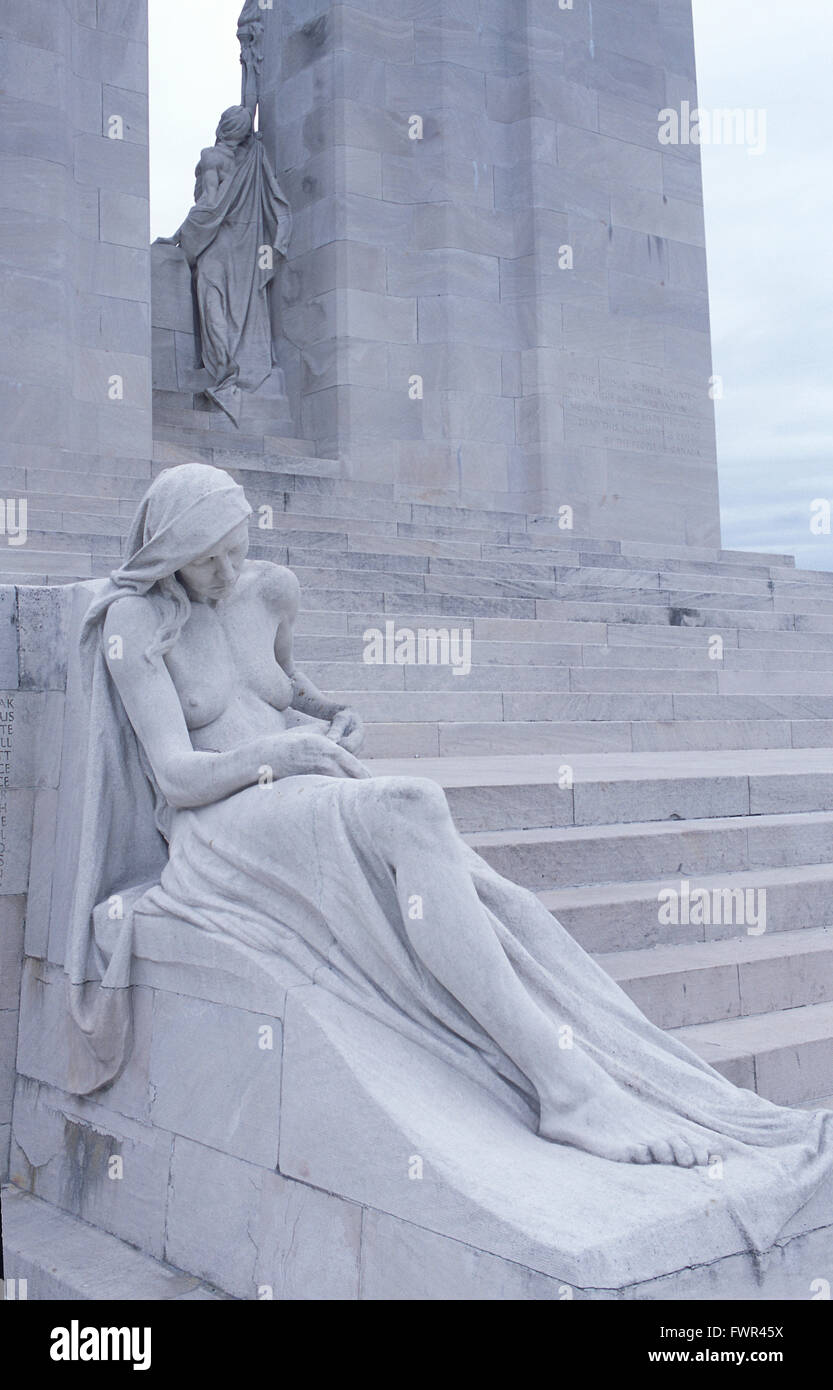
[{"left": 2, "top": 0, "right": 833, "bottom": 1304}]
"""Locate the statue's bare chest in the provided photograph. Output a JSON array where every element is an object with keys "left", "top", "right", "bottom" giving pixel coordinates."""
[{"left": 164, "top": 597, "right": 291, "bottom": 730}]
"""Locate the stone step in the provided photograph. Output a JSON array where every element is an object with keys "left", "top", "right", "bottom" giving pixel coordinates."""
[
  {"left": 538, "top": 599, "right": 799, "bottom": 631},
  {"left": 589, "top": 644, "right": 833, "bottom": 671},
  {"left": 301, "top": 632, "right": 833, "bottom": 672},
  {"left": 672, "top": 1000, "right": 833, "bottom": 1106},
  {"left": 344, "top": 684, "right": 833, "bottom": 728},
  {"left": 596, "top": 927, "right": 833, "bottom": 1030},
  {"left": 294, "top": 635, "right": 587, "bottom": 665},
  {"left": 0, "top": 549, "right": 91, "bottom": 577},
  {"left": 304, "top": 660, "right": 722, "bottom": 694},
  {"left": 466, "top": 810, "right": 833, "bottom": 890},
  {"left": 305, "top": 661, "right": 579, "bottom": 691},
  {"left": 360, "top": 717, "right": 800, "bottom": 758},
  {"left": 504, "top": 692, "right": 833, "bottom": 722},
  {"left": 364, "top": 749, "right": 833, "bottom": 831},
  {"left": 0, "top": 1187, "right": 228, "bottom": 1301},
  {"left": 335, "top": 690, "right": 677, "bottom": 722},
  {"left": 538, "top": 863, "right": 833, "bottom": 953}
]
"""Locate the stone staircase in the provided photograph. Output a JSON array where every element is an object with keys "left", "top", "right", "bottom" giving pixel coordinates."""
[{"left": 4, "top": 426, "right": 833, "bottom": 1118}]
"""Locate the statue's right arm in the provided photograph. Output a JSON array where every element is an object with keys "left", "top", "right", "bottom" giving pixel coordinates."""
[{"left": 102, "top": 598, "right": 367, "bottom": 807}]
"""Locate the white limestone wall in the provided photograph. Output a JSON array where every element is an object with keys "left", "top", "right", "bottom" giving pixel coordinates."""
[
  {"left": 0, "top": 0, "right": 153, "bottom": 580},
  {"left": 0, "top": 584, "right": 69, "bottom": 1178},
  {"left": 258, "top": 0, "right": 720, "bottom": 545}
]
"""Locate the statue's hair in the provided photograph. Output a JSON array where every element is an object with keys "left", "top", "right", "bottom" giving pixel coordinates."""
[{"left": 144, "top": 573, "right": 192, "bottom": 663}]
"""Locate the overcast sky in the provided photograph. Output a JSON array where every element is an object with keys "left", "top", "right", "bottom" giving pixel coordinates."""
[{"left": 148, "top": 1, "right": 833, "bottom": 569}]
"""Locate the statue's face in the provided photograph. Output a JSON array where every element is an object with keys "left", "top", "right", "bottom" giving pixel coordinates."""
[{"left": 177, "top": 520, "right": 250, "bottom": 603}]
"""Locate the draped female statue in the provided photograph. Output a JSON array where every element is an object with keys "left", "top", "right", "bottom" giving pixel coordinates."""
[
  {"left": 64, "top": 463, "right": 833, "bottom": 1257},
  {"left": 156, "top": 106, "right": 291, "bottom": 426}
]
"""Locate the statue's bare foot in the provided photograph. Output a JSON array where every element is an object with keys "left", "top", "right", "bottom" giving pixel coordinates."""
[{"left": 538, "top": 1081, "right": 712, "bottom": 1167}]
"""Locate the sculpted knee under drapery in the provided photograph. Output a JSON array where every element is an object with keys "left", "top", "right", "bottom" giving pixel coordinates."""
[{"left": 63, "top": 462, "right": 833, "bottom": 1256}]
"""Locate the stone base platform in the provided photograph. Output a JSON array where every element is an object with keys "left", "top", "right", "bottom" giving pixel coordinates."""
[{"left": 6, "top": 908, "right": 833, "bottom": 1302}]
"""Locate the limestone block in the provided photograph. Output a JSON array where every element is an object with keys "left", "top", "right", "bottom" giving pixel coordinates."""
[
  {"left": 609, "top": 272, "right": 709, "bottom": 334},
  {"left": 558, "top": 122, "right": 662, "bottom": 192},
  {"left": 1, "top": 0, "right": 67, "bottom": 50},
  {"left": 148, "top": 992, "right": 283, "bottom": 1169},
  {"left": 387, "top": 248, "right": 500, "bottom": 300},
  {"left": 413, "top": 19, "right": 526, "bottom": 76},
  {"left": 73, "top": 133, "right": 148, "bottom": 196},
  {"left": 0, "top": 790, "right": 34, "bottom": 895},
  {"left": 100, "top": 188, "right": 150, "bottom": 248},
  {"left": 73, "top": 346, "right": 151, "bottom": 408},
  {"left": 592, "top": 0, "right": 665, "bottom": 65},
  {"left": 0, "top": 94, "right": 73, "bottom": 165},
  {"left": 152, "top": 327, "right": 178, "bottom": 391},
  {"left": 100, "top": 83, "right": 148, "bottom": 146},
  {"left": 486, "top": 71, "right": 597, "bottom": 129},
  {"left": 386, "top": 60, "right": 486, "bottom": 116},
  {"left": 599, "top": 89, "right": 661, "bottom": 153},
  {"left": 360, "top": 1209, "right": 567, "bottom": 1300},
  {"left": 70, "top": 399, "right": 152, "bottom": 462},
  {"left": 414, "top": 202, "right": 515, "bottom": 258},
  {"left": 0, "top": 38, "right": 63, "bottom": 108},
  {"left": 495, "top": 161, "right": 610, "bottom": 219},
  {"left": 78, "top": 292, "right": 151, "bottom": 354},
  {"left": 73, "top": 0, "right": 98, "bottom": 29},
  {"left": 422, "top": 391, "right": 514, "bottom": 447},
  {"left": 1, "top": 1187, "right": 221, "bottom": 1301},
  {"left": 300, "top": 339, "right": 388, "bottom": 393},
  {"left": 663, "top": 151, "right": 703, "bottom": 204},
  {"left": 70, "top": 26, "right": 147, "bottom": 95},
  {"left": 96, "top": 0, "right": 149, "bottom": 43},
  {"left": 165, "top": 1135, "right": 362, "bottom": 1300},
  {"left": 564, "top": 40, "right": 664, "bottom": 106},
  {"left": 0, "top": 1007, "right": 19, "bottom": 1122},
  {"left": 418, "top": 294, "right": 521, "bottom": 351},
  {"left": 0, "top": 588, "right": 17, "bottom": 689},
  {"left": 562, "top": 301, "right": 665, "bottom": 365},
  {"left": 283, "top": 239, "right": 386, "bottom": 302},
  {"left": 10, "top": 1075, "right": 171, "bottom": 1259},
  {"left": 77, "top": 239, "right": 149, "bottom": 301},
  {"left": 382, "top": 151, "right": 495, "bottom": 209},
  {"left": 24, "top": 789, "right": 58, "bottom": 958},
  {"left": 611, "top": 186, "right": 706, "bottom": 247}
]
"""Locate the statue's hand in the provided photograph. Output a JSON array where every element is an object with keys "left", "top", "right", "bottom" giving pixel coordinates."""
[
  {"left": 326, "top": 706, "right": 365, "bottom": 755},
  {"left": 278, "top": 728, "right": 370, "bottom": 780},
  {"left": 154, "top": 235, "right": 179, "bottom": 246}
]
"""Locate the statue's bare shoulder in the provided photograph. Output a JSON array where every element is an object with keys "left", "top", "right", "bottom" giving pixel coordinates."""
[
  {"left": 102, "top": 592, "right": 159, "bottom": 654},
  {"left": 245, "top": 558, "right": 300, "bottom": 619}
]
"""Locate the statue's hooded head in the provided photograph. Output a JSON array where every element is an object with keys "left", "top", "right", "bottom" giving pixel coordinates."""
[
  {"left": 215, "top": 104, "right": 253, "bottom": 148},
  {"left": 111, "top": 462, "right": 253, "bottom": 658}
]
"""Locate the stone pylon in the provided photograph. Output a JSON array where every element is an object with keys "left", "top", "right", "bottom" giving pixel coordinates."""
[{"left": 257, "top": 0, "right": 720, "bottom": 545}]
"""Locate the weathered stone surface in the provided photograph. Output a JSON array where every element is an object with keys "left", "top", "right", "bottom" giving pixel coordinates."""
[
  {"left": 148, "top": 993, "right": 283, "bottom": 1168},
  {"left": 165, "top": 1136, "right": 362, "bottom": 1300}
]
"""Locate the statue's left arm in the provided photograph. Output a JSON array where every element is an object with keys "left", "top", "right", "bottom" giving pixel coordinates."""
[{"left": 266, "top": 565, "right": 365, "bottom": 755}]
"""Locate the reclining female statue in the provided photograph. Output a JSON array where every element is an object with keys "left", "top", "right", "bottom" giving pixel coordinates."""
[{"left": 65, "top": 463, "right": 833, "bottom": 1253}]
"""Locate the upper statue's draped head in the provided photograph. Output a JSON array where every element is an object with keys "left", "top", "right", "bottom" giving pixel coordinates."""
[{"left": 215, "top": 104, "right": 253, "bottom": 148}]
